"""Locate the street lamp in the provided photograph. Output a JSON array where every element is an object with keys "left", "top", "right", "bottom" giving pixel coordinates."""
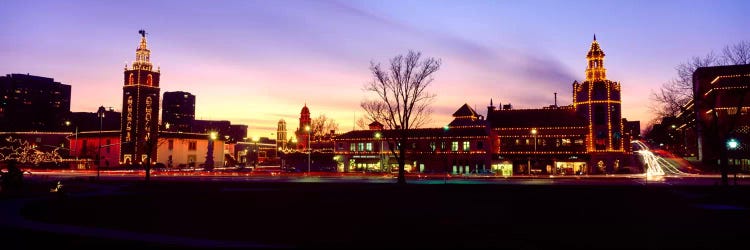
[
  {"left": 529, "top": 128, "right": 537, "bottom": 175},
  {"left": 727, "top": 138, "right": 739, "bottom": 149},
  {"left": 375, "top": 132, "right": 382, "bottom": 173},
  {"left": 97, "top": 106, "right": 105, "bottom": 181},
  {"left": 65, "top": 121, "right": 78, "bottom": 167},
  {"left": 305, "top": 125, "right": 311, "bottom": 174},
  {"left": 206, "top": 131, "right": 217, "bottom": 171}
]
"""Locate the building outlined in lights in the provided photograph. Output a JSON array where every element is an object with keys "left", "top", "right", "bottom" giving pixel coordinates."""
[{"left": 335, "top": 36, "right": 633, "bottom": 175}]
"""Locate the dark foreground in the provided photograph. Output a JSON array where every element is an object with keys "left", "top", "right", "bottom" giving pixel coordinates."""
[{"left": 2, "top": 179, "right": 750, "bottom": 249}]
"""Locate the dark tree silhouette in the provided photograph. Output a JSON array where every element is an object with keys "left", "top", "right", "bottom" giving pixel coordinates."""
[
  {"left": 310, "top": 114, "right": 339, "bottom": 140},
  {"left": 362, "top": 50, "right": 441, "bottom": 184}
]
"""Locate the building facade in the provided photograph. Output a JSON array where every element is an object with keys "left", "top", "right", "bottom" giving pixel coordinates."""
[
  {"left": 487, "top": 105, "right": 590, "bottom": 175},
  {"left": 334, "top": 104, "right": 491, "bottom": 174},
  {"left": 120, "top": 30, "right": 161, "bottom": 165},
  {"left": 0, "top": 73, "right": 71, "bottom": 131},
  {"left": 162, "top": 91, "right": 195, "bottom": 132},
  {"left": 277, "top": 119, "right": 287, "bottom": 150},
  {"left": 693, "top": 64, "right": 750, "bottom": 171}
]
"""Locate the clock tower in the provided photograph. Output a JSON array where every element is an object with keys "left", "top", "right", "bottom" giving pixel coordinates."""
[{"left": 121, "top": 30, "right": 161, "bottom": 165}]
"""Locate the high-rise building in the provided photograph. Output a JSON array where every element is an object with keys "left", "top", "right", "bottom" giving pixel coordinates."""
[
  {"left": 277, "top": 119, "right": 287, "bottom": 150},
  {"left": 0, "top": 73, "right": 71, "bottom": 131},
  {"left": 120, "top": 30, "right": 161, "bottom": 165},
  {"left": 162, "top": 91, "right": 195, "bottom": 132}
]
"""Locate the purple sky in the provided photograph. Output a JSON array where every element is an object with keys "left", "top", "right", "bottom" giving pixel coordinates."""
[{"left": 2, "top": 0, "right": 748, "bottom": 138}]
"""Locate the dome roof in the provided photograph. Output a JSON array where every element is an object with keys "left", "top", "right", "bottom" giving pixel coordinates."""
[{"left": 301, "top": 105, "right": 310, "bottom": 114}]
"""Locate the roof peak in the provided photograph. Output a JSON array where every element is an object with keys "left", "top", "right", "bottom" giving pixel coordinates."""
[{"left": 453, "top": 103, "right": 478, "bottom": 117}]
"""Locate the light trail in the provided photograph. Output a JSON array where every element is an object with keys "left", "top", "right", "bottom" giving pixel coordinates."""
[{"left": 632, "top": 140, "right": 694, "bottom": 180}]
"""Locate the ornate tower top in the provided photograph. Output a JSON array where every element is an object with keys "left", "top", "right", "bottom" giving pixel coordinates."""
[
  {"left": 585, "top": 34, "right": 606, "bottom": 81},
  {"left": 132, "top": 30, "right": 153, "bottom": 71}
]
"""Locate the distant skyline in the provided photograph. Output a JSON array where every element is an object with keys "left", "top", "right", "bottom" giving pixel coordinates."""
[{"left": 2, "top": 0, "right": 748, "bottom": 138}]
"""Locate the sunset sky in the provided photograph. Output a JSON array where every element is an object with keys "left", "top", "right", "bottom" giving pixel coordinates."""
[{"left": 2, "top": 0, "right": 748, "bottom": 139}]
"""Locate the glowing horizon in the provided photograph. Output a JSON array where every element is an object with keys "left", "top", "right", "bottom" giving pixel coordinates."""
[{"left": 2, "top": 0, "right": 748, "bottom": 139}]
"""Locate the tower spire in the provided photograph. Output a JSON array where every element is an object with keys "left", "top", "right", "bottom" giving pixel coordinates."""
[
  {"left": 585, "top": 35, "right": 606, "bottom": 81},
  {"left": 132, "top": 30, "right": 152, "bottom": 71}
]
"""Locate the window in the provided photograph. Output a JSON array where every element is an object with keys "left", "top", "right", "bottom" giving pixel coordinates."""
[
  {"left": 515, "top": 139, "right": 520, "bottom": 145},
  {"left": 462, "top": 141, "right": 470, "bottom": 151},
  {"left": 451, "top": 141, "right": 458, "bottom": 151},
  {"left": 168, "top": 140, "right": 174, "bottom": 150},
  {"left": 429, "top": 142, "right": 436, "bottom": 151},
  {"left": 412, "top": 142, "right": 417, "bottom": 149},
  {"left": 440, "top": 142, "right": 446, "bottom": 150},
  {"left": 358, "top": 142, "right": 365, "bottom": 151},
  {"left": 350, "top": 143, "right": 356, "bottom": 151},
  {"left": 366, "top": 142, "right": 373, "bottom": 152},
  {"left": 188, "top": 141, "right": 197, "bottom": 151},
  {"left": 477, "top": 141, "right": 483, "bottom": 150},
  {"left": 337, "top": 143, "right": 344, "bottom": 150},
  {"left": 561, "top": 139, "right": 571, "bottom": 146},
  {"left": 594, "top": 105, "right": 606, "bottom": 125},
  {"left": 188, "top": 155, "right": 196, "bottom": 167}
]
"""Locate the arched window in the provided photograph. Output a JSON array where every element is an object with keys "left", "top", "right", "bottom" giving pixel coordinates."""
[
  {"left": 128, "top": 73, "right": 134, "bottom": 85},
  {"left": 147, "top": 74, "right": 153, "bottom": 86}
]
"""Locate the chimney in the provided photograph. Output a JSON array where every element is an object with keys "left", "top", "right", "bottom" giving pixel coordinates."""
[{"left": 554, "top": 92, "right": 558, "bottom": 107}]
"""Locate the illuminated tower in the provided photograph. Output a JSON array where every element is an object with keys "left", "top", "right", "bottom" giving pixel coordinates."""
[
  {"left": 121, "top": 30, "right": 161, "bottom": 165},
  {"left": 277, "top": 119, "right": 287, "bottom": 150},
  {"left": 573, "top": 35, "right": 624, "bottom": 153},
  {"left": 296, "top": 104, "right": 311, "bottom": 150}
]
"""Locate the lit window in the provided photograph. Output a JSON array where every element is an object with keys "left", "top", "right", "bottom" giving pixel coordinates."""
[
  {"left": 429, "top": 142, "right": 436, "bottom": 151},
  {"left": 350, "top": 143, "right": 356, "bottom": 151},
  {"left": 451, "top": 141, "right": 458, "bottom": 151},
  {"left": 366, "top": 143, "right": 373, "bottom": 152},
  {"left": 358, "top": 142, "right": 364, "bottom": 151},
  {"left": 462, "top": 141, "right": 470, "bottom": 151}
]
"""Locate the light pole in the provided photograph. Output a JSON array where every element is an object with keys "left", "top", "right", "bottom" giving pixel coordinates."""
[
  {"left": 305, "top": 125, "right": 311, "bottom": 174},
  {"left": 206, "top": 131, "right": 217, "bottom": 171},
  {"left": 375, "top": 132, "right": 382, "bottom": 173},
  {"left": 252, "top": 136, "right": 259, "bottom": 168},
  {"left": 290, "top": 137, "right": 297, "bottom": 172},
  {"left": 270, "top": 133, "right": 277, "bottom": 159},
  {"left": 529, "top": 128, "right": 537, "bottom": 175},
  {"left": 97, "top": 106, "right": 105, "bottom": 181},
  {"left": 728, "top": 138, "right": 739, "bottom": 185},
  {"left": 65, "top": 121, "right": 78, "bottom": 167}
]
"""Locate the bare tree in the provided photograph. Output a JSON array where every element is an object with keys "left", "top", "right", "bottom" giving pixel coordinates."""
[
  {"left": 355, "top": 116, "right": 369, "bottom": 130},
  {"left": 362, "top": 50, "right": 441, "bottom": 184},
  {"left": 722, "top": 40, "right": 750, "bottom": 65},
  {"left": 650, "top": 79, "right": 690, "bottom": 118},
  {"left": 310, "top": 114, "right": 339, "bottom": 140},
  {"left": 650, "top": 52, "right": 720, "bottom": 120}
]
